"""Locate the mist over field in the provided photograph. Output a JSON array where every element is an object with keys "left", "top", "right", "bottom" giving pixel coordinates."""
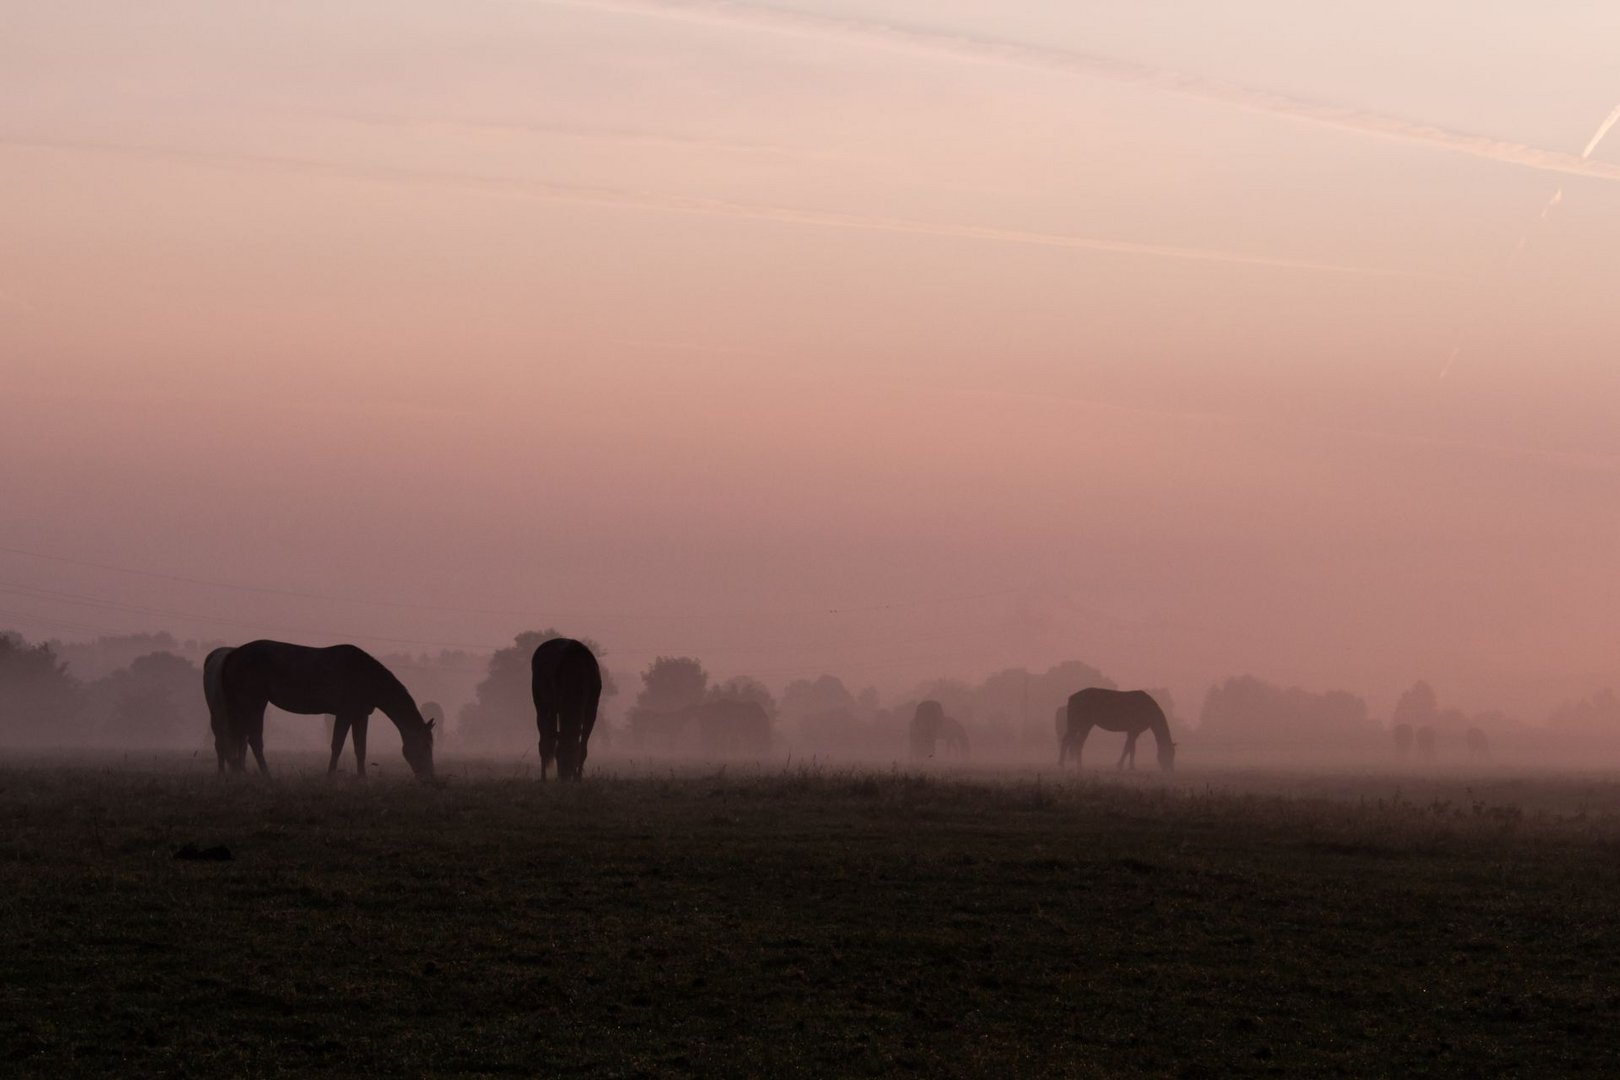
[{"left": 7, "top": 624, "right": 1620, "bottom": 773}]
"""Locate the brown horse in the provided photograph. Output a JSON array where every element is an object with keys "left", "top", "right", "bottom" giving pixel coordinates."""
[
  {"left": 532, "top": 638, "right": 602, "bottom": 780},
  {"left": 219, "top": 640, "right": 435, "bottom": 780},
  {"left": 1060, "top": 688, "right": 1175, "bottom": 772}
]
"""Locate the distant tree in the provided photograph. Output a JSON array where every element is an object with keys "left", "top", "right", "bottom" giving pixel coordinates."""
[
  {"left": 707, "top": 675, "right": 776, "bottom": 718},
  {"left": 96, "top": 651, "right": 205, "bottom": 747},
  {"left": 1546, "top": 689, "right": 1620, "bottom": 737},
  {"left": 457, "top": 630, "right": 615, "bottom": 750},
  {"left": 50, "top": 632, "right": 181, "bottom": 681},
  {"left": 635, "top": 656, "right": 708, "bottom": 714},
  {"left": 1392, "top": 723, "right": 1414, "bottom": 758},
  {"left": 1197, "top": 675, "right": 1370, "bottom": 746},
  {"left": 624, "top": 656, "right": 709, "bottom": 748},
  {"left": 1392, "top": 681, "right": 1439, "bottom": 732},
  {"left": 0, "top": 632, "right": 82, "bottom": 745},
  {"left": 779, "top": 674, "right": 855, "bottom": 721}
]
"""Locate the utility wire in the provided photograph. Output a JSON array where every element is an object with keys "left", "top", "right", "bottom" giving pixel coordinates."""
[{"left": 0, "top": 542, "right": 1016, "bottom": 621}]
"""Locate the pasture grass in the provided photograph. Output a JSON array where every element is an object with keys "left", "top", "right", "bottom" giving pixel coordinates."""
[{"left": 3, "top": 758, "right": 1620, "bottom": 1076}]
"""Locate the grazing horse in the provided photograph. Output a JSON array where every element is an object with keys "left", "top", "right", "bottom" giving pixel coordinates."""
[
  {"left": 532, "top": 638, "right": 602, "bottom": 780},
  {"left": 910, "top": 700, "right": 970, "bottom": 759},
  {"left": 1060, "top": 688, "right": 1175, "bottom": 772},
  {"left": 220, "top": 640, "right": 435, "bottom": 780},
  {"left": 202, "top": 646, "right": 238, "bottom": 772}
]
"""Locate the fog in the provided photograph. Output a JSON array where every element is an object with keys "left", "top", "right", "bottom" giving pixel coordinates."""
[
  {"left": 6, "top": 626, "right": 1620, "bottom": 775},
  {"left": 2, "top": 2, "right": 1618, "bottom": 771}
]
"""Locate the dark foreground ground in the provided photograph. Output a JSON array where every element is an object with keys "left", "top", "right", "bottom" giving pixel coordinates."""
[{"left": 4, "top": 761, "right": 1620, "bottom": 1077}]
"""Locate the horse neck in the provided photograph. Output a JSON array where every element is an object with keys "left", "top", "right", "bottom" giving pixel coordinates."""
[
  {"left": 374, "top": 677, "right": 424, "bottom": 734},
  {"left": 1145, "top": 713, "right": 1172, "bottom": 751}
]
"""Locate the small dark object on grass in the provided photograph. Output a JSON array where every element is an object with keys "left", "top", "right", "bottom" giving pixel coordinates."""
[{"left": 174, "top": 843, "right": 232, "bottom": 862}]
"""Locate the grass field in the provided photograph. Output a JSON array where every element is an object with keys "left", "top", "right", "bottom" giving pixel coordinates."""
[{"left": 4, "top": 759, "right": 1620, "bottom": 1077}]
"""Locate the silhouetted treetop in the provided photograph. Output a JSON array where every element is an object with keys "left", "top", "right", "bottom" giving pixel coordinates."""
[{"left": 635, "top": 656, "right": 708, "bottom": 715}]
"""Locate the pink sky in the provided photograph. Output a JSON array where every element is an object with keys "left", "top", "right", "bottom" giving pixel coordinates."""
[{"left": 3, "top": 1, "right": 1618, "bottom": 720}]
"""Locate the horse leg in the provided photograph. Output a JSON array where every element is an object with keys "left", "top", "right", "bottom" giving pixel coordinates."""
[
  {"left": 222, "top": 698, "right": 256, "bottom": 774},
  {"left": 1118, "top": 732, "right": 1138, "bottom": 770},
  {"left": 576, "top": 684, "right": 600, "bottom": 780},
  {"left": 1067, "top": 723, "right": 1092, "bottom": 770},
  {"left": 328, "top": 715, "right": 351, "bottom": 775},
  {"left": 351, "top": 715, "right": 369, "bottom": 779},
  {"left": 538, "top": 708, "right": 558, "bottom": 781},
  {"left": 558, "top": 710, "right": 578, "bottom": 781},
  {"left": 246, "top": 706, "right": 269, "bottom": 774}
]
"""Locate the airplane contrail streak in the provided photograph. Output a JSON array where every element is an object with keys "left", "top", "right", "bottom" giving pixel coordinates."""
[
  {"left": 542, "top": 0, "right": 1620, "bottom": 185},
  {"left": 1442, "top": 100, "right": 1620, "bottom": 378},
  {"left": 0, "top": 135, "right": 1435, "bottom": 278},
  {"left": 1580, "top": 104, "right": 1620, "bottom": 159}
]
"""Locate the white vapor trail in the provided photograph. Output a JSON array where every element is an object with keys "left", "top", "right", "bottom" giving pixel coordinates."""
[
  {"left": 544, "top": 0, "right": 1620, "bottom": 185},
  {"left": 1580, "top": 104, "right": 1620, "bottom": 159},
  {"left": 1441, "top": 100, "right": 1620, "bottom": 378},
  {"left": 1, "top": 135, "right": 1434, "bottom": 278}
]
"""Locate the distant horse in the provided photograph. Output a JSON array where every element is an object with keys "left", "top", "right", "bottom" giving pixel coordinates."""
[
  {"left": 202, "top": 646, "right": 238, "bottom": 772},
  {"left": 697, "top": 699, "right": 772, "bottom": 757},
  {"left": 220, "top": 640, "right": 436, "bottom": 780},
  {"left": 1392, "top": 722, "right": 1414, "bottom": 759},
  {"left": 1060, "top": 688, "right": 1175, "bottom": 772},
  {"left": 1465, "top": 726, "right": 1491, "bottom": 760},
  {"left": 910, "top": 700, "right": 969, "bottom": 759},
  {"left": 532, "top": 638, "right": 602, "bottom": 780},
  {"left": 1414, "top": 725, "right": 1437, "bottom": 763}
]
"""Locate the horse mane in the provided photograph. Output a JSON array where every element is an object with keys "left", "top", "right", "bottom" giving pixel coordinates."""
[{"left": 358, "top": 650, "right": 426, "bottom": 733}]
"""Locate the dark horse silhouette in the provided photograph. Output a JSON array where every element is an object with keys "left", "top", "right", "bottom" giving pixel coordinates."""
[
  {"left": 219, "top": 640, "right": 435, "bottom": 780},
  {"left": 202, "top": 646, "right": 238, "bottom": 772},
  {"left": 910, "top": 700, "right": 969, "bottom": 759},
  {"left": 1060, "top": 688, "right": 1175, "bottom": 772},
  {"left": 532, "top": 638, "right": 602, "bottom": 780}
]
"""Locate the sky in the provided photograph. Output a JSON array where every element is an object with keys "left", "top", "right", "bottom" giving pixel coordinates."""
[{"left": 2, "top": 1, "right": 1618, "bottom": 722}]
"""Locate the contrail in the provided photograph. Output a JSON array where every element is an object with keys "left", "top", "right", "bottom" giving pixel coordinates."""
[
  {"left": 1580, "top": 103, "right": 1620, "bottom": 158},
  {"left": 1, "top": 135, "right": 1432, "bottom": 278},
  {"left": 1441, "top": 100, "right": 1620, "bottom": 378},
  {"left": 543, "top": 0, "right": 1620, "bottom": 185},
  {"left": 1530, "top": 102, "right": 1620, "bottom": 228}
]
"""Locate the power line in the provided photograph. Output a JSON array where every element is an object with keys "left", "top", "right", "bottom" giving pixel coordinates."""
[
  {"left": 0, "top": 578, "right": 1016, "bottom": 661},
  {"left": 0, "top": 581, "right": 511, "bottom": 651},
  {"left": 0, "top": 541, "right": 1018, "bottom": 621}
]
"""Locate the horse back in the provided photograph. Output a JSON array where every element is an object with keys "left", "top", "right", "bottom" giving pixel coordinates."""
[
  {"left": 224, "top": 640, "right": 391, "bottom": 716},
  {"left": 1067, "top": 688, "right": 1165, "bottom": 733},
  {"left": 531, "top": 638, "right": 602, "bottom": 708}
]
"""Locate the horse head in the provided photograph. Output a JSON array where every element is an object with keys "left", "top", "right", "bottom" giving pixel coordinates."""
[
  {"left": 1158, "top": 738, "right": 1177, "bottom": 772},
  {"left": 402, "top": 717, "right": 436, "bottom": 781}
]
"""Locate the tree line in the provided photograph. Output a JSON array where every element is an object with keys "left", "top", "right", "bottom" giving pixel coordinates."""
[{"left": 5, "top": 627, "right": 1620, "bottom": 759}]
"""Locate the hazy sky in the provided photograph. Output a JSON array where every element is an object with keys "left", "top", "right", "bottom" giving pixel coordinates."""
[{"left": 3, "top": 2, "right": 1617, "bottom": 720}]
